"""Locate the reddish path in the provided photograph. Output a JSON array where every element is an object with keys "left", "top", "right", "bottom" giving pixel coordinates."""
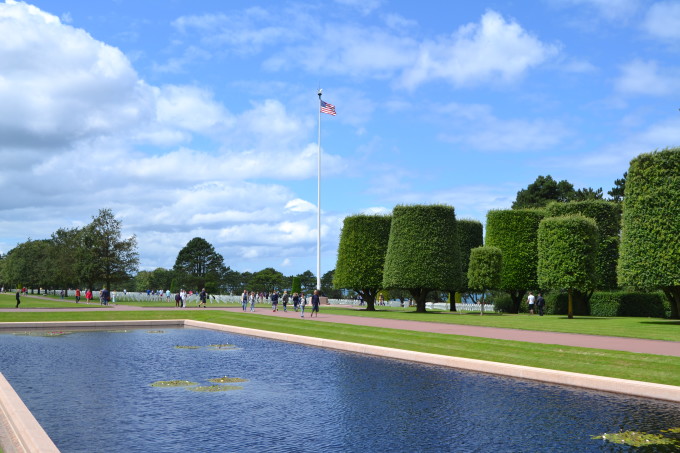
[{"left": 2, "top": 300, "right": 679, "bottom": 357}]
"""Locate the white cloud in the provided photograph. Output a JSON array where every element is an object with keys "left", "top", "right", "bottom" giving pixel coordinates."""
[
  {"left": 0, "top": 0, "right": 155, "bottom": 150},
  {"left": 334, "top": 0, "right": 384, "bottom": 15},
  {"left": 435, "top": 102, "right": 570, "bottom": 152},
  {"left": 400, "top": 11, "right": 560, "bottom": 89},
  {"left": 615, "top": 59, "right": 680, "bottom": 96},
  {"left": 174, "top": 8, "right": 557, "bottom": 90},
  {"left": 642, "top": 1, "right": 680, "bottom": 40}
]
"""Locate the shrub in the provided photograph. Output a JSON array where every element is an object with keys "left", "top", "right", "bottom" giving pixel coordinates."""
[{"left": 590, "top": 291, "right": 670, "bottom": 318}]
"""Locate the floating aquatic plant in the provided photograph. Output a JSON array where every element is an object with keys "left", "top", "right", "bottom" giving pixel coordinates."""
[
  {"left": 208, "top": 376, "right": 248, "bottom": 383},
  {"left": 147, "top": 330, "right": 165, "bottom": 334},
  {"left": 13, "top": 331, "right": 72, "bottom": 337},
  {"left": 208, "top": 344, "right": 237, "bottom": 349},
  {"left": 150, "top": 380, "right": 198, "bottom": 387},
  {"left": 188, "top": 385, "right": 243, "bottom": 392},
  {"left": 174, "top": 345, "right": 201, "bottom": 349},
  {"left": 592, "top": 429, "right": 680, "bottom": 448}
]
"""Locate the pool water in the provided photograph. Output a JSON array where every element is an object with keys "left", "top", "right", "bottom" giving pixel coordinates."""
[{"left": 1, "top": 328, "right": 679, "bottom": 452}]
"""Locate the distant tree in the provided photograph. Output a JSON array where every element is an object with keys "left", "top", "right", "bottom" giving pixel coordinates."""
[
  {"left": 608, "top": 172, "right": 626, "bottom": 202},
  {"left": 248, "top": 267, "right": 286, "bottom": 292},
  {"left": 467, "top": 246, "right": 503, "bottom": 316},
  {"left": 49, "top": 227, "right": 82, "bottom": 290},
  {"left": 485, "top": 209, "right": 545, "bottom": 313},
  {"left": 296, "top": 270, "right": 317, "bottom": 293},
  {"left": 454, "top": 219, "right": 484, "bottom": 311},
  {"left": 383, "top": 205, "right": 462, "bottom": 313},
  {"left": 2, "top": 239, "right": 52, "bottom": 292},
  {"left": 538, "top": 215, "right": 598, "bottom": 319},
  {"left": 321, "top": 269, "right": 343, "bottom": 299},
  {"left": 133, "top": 270, "right": 152, "bottom": 292},
  {"left": 334, "top": 214, "right": 391, "bottom": 311},
  {"left": 619, "top": 148, "right": 680, "bottom": 318},
  {"left": 573, "top": 187, "right": 604, "bottom": 201},
  {"left": 173, "top": 237, "right": 226, "bottom": 292},
  {"left": 77, "top": 209, "right": 139, "bottom": 291},
  {"left": 512, "top": 175, "right": 576, "bottom": 209},
  {"left": 291, "top": 276, "right": 301, "bottom": 294},
  {"left": 149, "top": 267, "right": 174, "bottom": 291}
]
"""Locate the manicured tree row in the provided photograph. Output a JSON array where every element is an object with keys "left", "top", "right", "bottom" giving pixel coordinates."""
[
  {"left": 333, "top": 214, "right": 392, "bottom": 311},
  {"left": 538, "top": 215, "right": 597, "bottom": 319},
  {"left": 467, "top": 246, "right": 502, "bottom": 316},
  {"left": 619, "top": 147, "right": 680, "bottom": 319},
  {"left": 382, "top": 205, "right": 462, "bottom": 313},
  {"left": 484, "top": 209, "right": 545, "bottom": 313},
  {"left": 453, "top": 219, "right": 484, "bottom": 311}
]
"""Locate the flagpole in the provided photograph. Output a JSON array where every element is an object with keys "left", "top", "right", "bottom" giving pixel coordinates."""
[{"left": 316, "top": 89, "right": 322, "bottom": 291}]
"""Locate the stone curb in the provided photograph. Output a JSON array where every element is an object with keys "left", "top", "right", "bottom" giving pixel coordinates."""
[{"left": 0, "top": 373, "right": 59, "bottom": 453}]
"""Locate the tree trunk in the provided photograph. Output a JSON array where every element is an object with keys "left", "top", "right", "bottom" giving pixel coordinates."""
[
  {"left": 568, "top": 288, "right": 574, "bottom": 319},
  {"left": 663, "top": 287, "right": 680, "bottom": 319},
  {"left": 449, "top": 292, "right": 458, "bottom": 312},
  {"left": 409, "top": 288, "right": 429, "bottom": 313},
  {"left": 508, "top": 290, "right": 525, "bottom": 314},
  {"left": 359, "top": 289, "right": 377, "bottom": 311}
]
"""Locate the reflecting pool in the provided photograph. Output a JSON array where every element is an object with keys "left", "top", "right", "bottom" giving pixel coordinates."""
[{"left": 1, "top": 328, "right": 679, "bottom": 452}]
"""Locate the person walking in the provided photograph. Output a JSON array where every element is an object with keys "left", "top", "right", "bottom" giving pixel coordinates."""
[
  {"left": 101, "top": 287, "right": 110, "bottom": 306},
  {"left": 536, "top": 293, "right": 546, "bottom": 316},
  {"left": 199, "top": 288, "right": 207, "bottom": 308},
  {"left": 15, "top": 290, "right": 20, "bottom": 308},
  {"left": 300, "top": 293, "right": 307, "bottom": 318},
  {"left": 175, "top": 291, "right": 182, "bottom": 307},
  {"left": 282, "top": 291, "right": 289, "bottom": 312},
  {"left": 527, "top": 291, "right": 536, "bottom": 315},
  {"left": 250, "top": 291, "right": 256, "bottom": 312},
  {"left": 75, "top": 288, "right": 81, "bottom": 303},
  {"left": 310, "top": 290, "right": 320, "bottom": 318},
  {"left": 180, "top": 289, "right": 187, "bottom": 308},
  {"left": 242, "top": 290, "right": 249, "bottom": 311},
  {"left": 85, "top": 289, "right": 92, "bottom": 304},
  {"left": 293, "top": 293, "right": 299, "bottom": 311},
  {"left": 271, "top": 290, "right": 279, "bottom": 312}
]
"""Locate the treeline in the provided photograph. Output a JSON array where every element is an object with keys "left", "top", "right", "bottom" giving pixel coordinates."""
[
  {"left": 0, "top": 213, "right": 341, "bottom": 297},
  {"left": 331, "top": 147, "right": 680, "bottom": 319}
]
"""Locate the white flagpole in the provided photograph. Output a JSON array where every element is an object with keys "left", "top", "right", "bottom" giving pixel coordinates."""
[{"left": 316, "top": 89, "right": 322, "bottom": 291}]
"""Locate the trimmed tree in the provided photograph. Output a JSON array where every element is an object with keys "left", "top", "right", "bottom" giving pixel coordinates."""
[
  {"left": 485, "top": 209, "right": 545, "bottom": 313},
  {"left": 619, "top": 147, "right": 680, "bottom": 319},
  {"left": 467, "top": 246, "right": 502, "bottom": 315},
  {"left": 453, "top": 219, "right": 484, "bottom": 311},
  {"left": 334, "top": 214, "right": 391, "bottom": 311},
  {"left": 546, "top": 200, "right": 621, "bottom": 314},
  {"left": 538, "top": 215, "right": 598, "bottom": 319},
  {"left": 382, "top": 204, "right": 462, "bottom": 313}
]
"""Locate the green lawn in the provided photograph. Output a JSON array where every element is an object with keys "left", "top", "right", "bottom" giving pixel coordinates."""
[
  {"left": 318, "top": 305, "right": 680, "bottom": 342},
  {"left": 1, "top": 305, "right": 679, "bottom": 387}
]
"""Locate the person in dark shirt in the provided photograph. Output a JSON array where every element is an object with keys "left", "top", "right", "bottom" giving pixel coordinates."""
[
  {"left": 310, "top": 290, "right": 321, "bottom": 318},
  {"left": 536, "top": 293, "right": 546, "bottom": 316},
  {"left": 15, "top": 290, "right": 21, "bottom": 308}
]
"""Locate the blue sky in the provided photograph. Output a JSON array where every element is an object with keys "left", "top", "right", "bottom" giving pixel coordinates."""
[{"left": 1, "top": 0, "right": 679, "bottom": 277}]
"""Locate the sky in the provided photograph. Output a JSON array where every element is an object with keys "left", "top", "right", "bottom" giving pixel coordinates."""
[{"left": 1, "top": 0, "right": 679, "bottom": 278}]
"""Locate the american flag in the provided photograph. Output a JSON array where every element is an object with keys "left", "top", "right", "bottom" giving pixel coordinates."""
[{"left": 320, "top": 100, "right": 336, "bottom": 116}]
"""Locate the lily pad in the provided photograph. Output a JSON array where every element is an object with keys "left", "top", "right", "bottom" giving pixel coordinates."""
[
  {"left": 208, "top": 376, "right": 248, "bottom": 383},
  {"left": 208, "top": 344, "right": 237, "bottom": 349},
  {"left": 188, "top": 385, "right": 243, "bottom": 392},
  {"left": 593, "top": 430, "right": 680, "bottom": 448},
  {"left": 151, "top": 380, "right": 198, "bottom": 387}
]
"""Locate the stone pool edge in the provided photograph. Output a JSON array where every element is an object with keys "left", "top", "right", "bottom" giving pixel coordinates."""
[{"left": 0, "top": 319, "right": 678, "bottom": 452}]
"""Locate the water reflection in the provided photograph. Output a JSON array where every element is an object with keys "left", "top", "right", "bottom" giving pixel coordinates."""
[{"left": 0, "top": 328, "right": 678, "bottom": 452}]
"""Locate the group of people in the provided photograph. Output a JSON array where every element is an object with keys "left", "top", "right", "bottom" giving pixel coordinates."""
[
  {"left": 241, "top": 289, "right": 321, "bottom": 317},
  {"left": 173, "top": 288, "right": 208, "bottom": 308},
  {"left": 527, "top": 292, "right": 546, "bottom": 316}
]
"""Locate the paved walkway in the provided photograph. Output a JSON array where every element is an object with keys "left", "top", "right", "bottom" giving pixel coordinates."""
[{"left": 2, "top": 298, "right": 679, "bottom": 357}]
